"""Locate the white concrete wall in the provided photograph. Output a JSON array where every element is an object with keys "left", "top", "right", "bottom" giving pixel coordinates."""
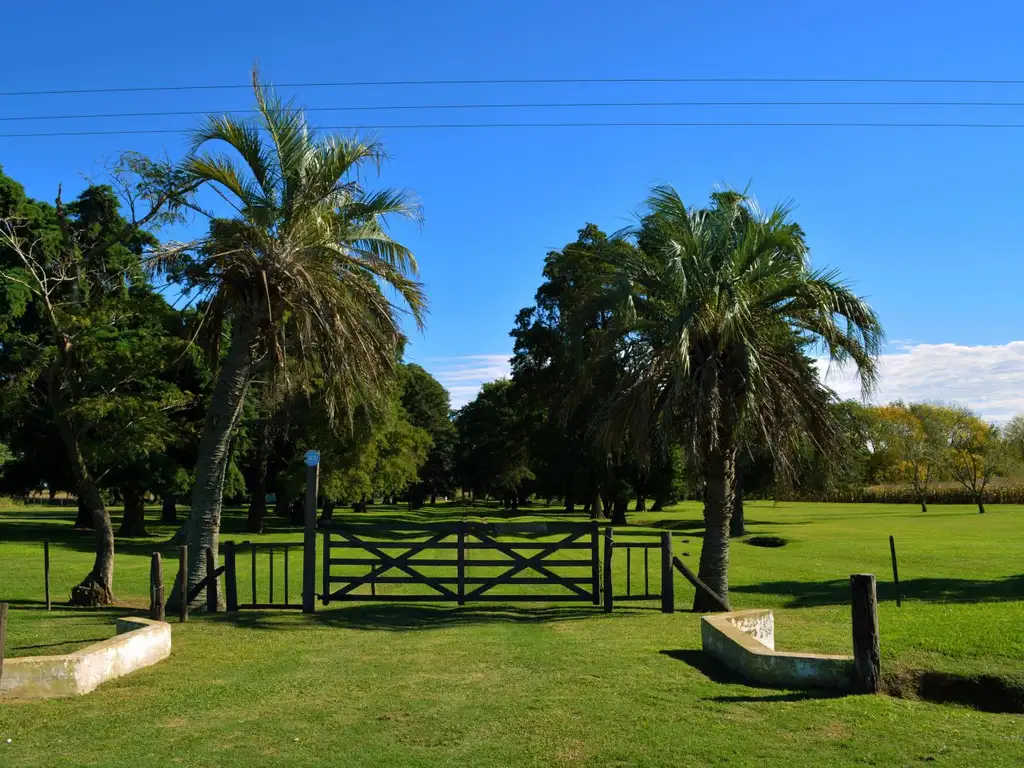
[
  {"left": 1, "top": 616, "right": 171, "bottom": 700},
  {"left": 701, "top": 609, "right": 854, "bottom": 690}
]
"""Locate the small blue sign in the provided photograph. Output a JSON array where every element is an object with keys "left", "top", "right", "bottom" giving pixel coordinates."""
[{"left": 303, "top": 449, "right": 321, "bottom": 467}]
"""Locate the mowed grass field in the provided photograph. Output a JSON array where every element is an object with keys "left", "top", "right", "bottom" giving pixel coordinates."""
[{"left": 1, "top": 500, "right": 1022, "bottom": 767}]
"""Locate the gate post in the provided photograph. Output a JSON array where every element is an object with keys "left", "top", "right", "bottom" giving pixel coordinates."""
[
  {"left": 302, "top": 455, "right": 320, "bottom": 614},
  {"left": 457, "top": 521, "right": 466, "bottom": 606},
  {"left": 223, "top": 541, "right": 238, "bottom": 612},
  {"left": 660, "top": 532, "right": 674, "bottom": 614},
  {"left": 603, "top": 527, "right": 614, "bottom": 613},
  {"left": 590, "top": 521, "right": 600, "bottom": 605}
]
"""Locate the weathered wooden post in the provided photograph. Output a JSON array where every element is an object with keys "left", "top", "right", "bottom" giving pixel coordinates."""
[
  {"left": 43, "top": 539, "right": 51, "bottom": 611},
  {"left": 851, "top": 573, "right": 881, "bottom": 693},
  {"left": 590, "top": 521, "right": 600, "bottom": 606},
  {"left": 889, "top": 536, "right": 901, "bottom": 608},
  {"left": 150, "top": 552, "right": 165, "bottom": 621},
  {"left": 302, "top": 449, "right": 320, "bottom": 614},
  {"left": 457, "top": 521, "right": 466, "bottom": 606},
  {"left": 178, "top": 545, "right": 188, "bottom": 623},
  {"left": 603, "top": 527, "right": 614, "bottom": 613},
  {"left": 660, "top": 532, "right": 674, "bottom": 614},
  {"left": 223, "top": 540, "right": 238, "bottom": 612},
  {"left": 205, "top": 547, "right": 218, "bottom": 612},
  {"left": 0, "top": 602, "right": 7, "bottom": 687}
]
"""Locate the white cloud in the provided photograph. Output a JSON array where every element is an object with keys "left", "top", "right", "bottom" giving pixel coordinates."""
[
  {"left": 426, "top": 342, "right": 1024, "bottom": 421},
  {"left": 421, "top": 354, "right": 512, "bottom": 408},
  {"left": 819, "top": 341, "right": 1024, "bottom": 423}
]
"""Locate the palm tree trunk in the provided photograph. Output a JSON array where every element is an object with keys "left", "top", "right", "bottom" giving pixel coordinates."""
[
  {"left": 161, "top": 493, "right": 178, "bottom": 523},
  {"left": 117, "top": 486, "right": 148, "bottom": 537},
  {"left": 56, "top": 416, "right": 115, "bottom": 606},
  {"left": 169, "top": 322, "right": 255, "bottom": 611},
  {"left": 694, "top": 445, "right": 735, "bottom": 612}
]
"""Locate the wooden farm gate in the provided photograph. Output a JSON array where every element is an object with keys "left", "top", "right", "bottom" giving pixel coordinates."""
[{"left": 321, "top": 522, "right": 601, "bottom": 605}]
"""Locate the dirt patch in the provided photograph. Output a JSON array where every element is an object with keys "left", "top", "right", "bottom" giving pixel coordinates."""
[
  {"left": 884, "top": 667, "right": 1024, "bottom": 714},
  {"left": 745, "top": 536, "right": 788, "bottom": 548}
]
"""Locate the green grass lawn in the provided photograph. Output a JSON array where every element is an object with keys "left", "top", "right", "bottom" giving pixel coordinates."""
[{"left": 1, "top": 501, "right": 1023, "bottom": 767}]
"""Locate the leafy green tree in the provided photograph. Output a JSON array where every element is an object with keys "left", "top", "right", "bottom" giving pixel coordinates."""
[
  {"left": 586, "top": 186, "right": 882, "bottom": 609},
  {"left": 455, "top": 379, "right": 534, "bottom": 507},
  {"left": 153, "top": 72, "right": 425, "bottom": 606},
  {"left": 401, "top": 364, "right": 456, "bottom": 505},
  {"left": 0, "top": 170, "right": 192, "bottom": 604},
  {"left": 511, "top": 225, "right": 639, "bottom": 519}
]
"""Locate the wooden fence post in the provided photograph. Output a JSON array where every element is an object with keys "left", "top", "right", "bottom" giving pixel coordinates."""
[
  {"left": 660, "top": 532, "right": 674, "bottom": 614},
  {"left": 44, "top": 539, "right": 51, "bottom": 611},
  {"left": 302, "top": 460, "right": 319, "bottom": 614},
  {"left": 603, "top": 528, "right": 614, "bottom": 613},
  {"left": 590, "top": 521, "right": 600, "bottom": 606},
  {"left": 889, "top": 536, "right": 901, "bottom": 608},
  {"left": 224, "top": 541, "right": 238, "bottom": 612},
  {"left": 850, "top": 573, "right": 881, "bottom": 693},
  {"left": 178, "top": 545, "right": 188, "bottom": 623},
  {"left": 150, "top": 552, "right": 165, "bottom": 621},
  {"left": 205, "top": 547, "right": 218, "bottom": 612},
  {"left": 0, "top": 602, "right": 7, "bottom": 687},
  {"left": 457, "top": 522, "right": 466, "bottom": 606}
]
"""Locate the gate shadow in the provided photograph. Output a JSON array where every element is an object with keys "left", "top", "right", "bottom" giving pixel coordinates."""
[{"left": 209, "top": 602, "right": 619, "bottom": 632}]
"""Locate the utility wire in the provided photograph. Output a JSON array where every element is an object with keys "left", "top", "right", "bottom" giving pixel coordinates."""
[
  {"left": 4, "top": 76, "right": 1024, "bottom": 97},
  {"left": 5, "top": 100, "right": 1024, "bottom": 123},
  {"left": 5, "top": 122, "right": 1024, "bottom": 138}
]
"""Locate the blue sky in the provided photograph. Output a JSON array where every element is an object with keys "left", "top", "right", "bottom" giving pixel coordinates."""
[{"left": 2, "top": 2, "right": 1022, "bottom": 417}]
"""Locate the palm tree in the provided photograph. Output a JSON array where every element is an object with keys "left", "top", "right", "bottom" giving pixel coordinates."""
[
  {"left": 588, "top": 186, "right": 882, "bottom": 610},
  {"left": 161, "top": 72, "right": 425, "bottom": 606}
]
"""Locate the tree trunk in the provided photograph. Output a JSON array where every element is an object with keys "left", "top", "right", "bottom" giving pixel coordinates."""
[
  {"left": 74, "top": 498, "right": 95, "bottom": 530},
  {"left": 729, "top": 486, "right": 745, "bottom": 538},
  {"left": 651, "top": 497, "right": 664, "bottom": 512},
  {"left": 430, "top": 493, "right": 437, "bottom": 505},
  {"left": 611, "top": 496, "right": 628, "bottom": 525},
  {"left": 273, "top": 492, "right": 289, "bottom": 518},
  {"left": 168, "top": 322, "right": 255, "bottom": 612},
  {"left": 56, "top": 417, "right": 114, "bottom": 606},
  {"left": 565, "top": 491, "right": 575, "bottom": 514},
  {"left": 635, "top": 495, "right": 647, "bottom": 512},
  {"left": 289, "top": 498, "right": 304, "bottom": 526},
  {"left": 694, "top": 446, "right": 735, "bottom": 612},
  {"left": 319, "top": 498, "right": 336, "bottom": 524},
  {"left": 246, "top": 418, "right": 269, "bottom": 533},
  {"left": 919, "top": 495, "right": 928, "bottom": 513},
  {"left": 117, "top": 486, "right": 148, "bottom": 537},
  {"left": 977, "top": 495, "right": 986, "bottom": 514},
  {"left": 590, "top": 488, "right": 605, "bottom": 521},
  {"left": 161, "top": 493, "right": 178, "bottom": 524}
]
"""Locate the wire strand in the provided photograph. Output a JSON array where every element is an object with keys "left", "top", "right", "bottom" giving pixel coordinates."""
[
  {"left": 4, "top": 121, "right": 1024, "bottom": 138},
  {"left": 4, "top": 76, "right": 1024, "bottom": 97},
  {"left": 5, "top": 100, "right": 1024, "bottom": 123}
]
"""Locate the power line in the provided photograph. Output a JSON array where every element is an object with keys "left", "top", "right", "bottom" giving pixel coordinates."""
[
  {"left": 5, "top": 100, "right": 1024, "bottom": 123},
  {"left": 5, "top": 122, "right": 1024, "bottom": 139},
  {"left": 4, "top": 76, "right": 1024, "bottom": 97}
]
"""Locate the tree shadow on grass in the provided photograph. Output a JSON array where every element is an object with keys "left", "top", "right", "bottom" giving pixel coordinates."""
[
  {"left": 207, "top": 602, "right": 620, "bottom": 632},
  {"left": 731, "top": 575, "right": 1024, "bottom": 607},
  {"left": 659, "top": 650, "right": 848, "bottom": 702}
]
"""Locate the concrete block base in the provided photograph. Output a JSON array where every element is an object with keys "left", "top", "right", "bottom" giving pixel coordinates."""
[
  {"left": 1, "top": 616, "right": 171, "bottom": 700},
  {"left": 701, "top": 609, "right": 854, "bottom": 690}
]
